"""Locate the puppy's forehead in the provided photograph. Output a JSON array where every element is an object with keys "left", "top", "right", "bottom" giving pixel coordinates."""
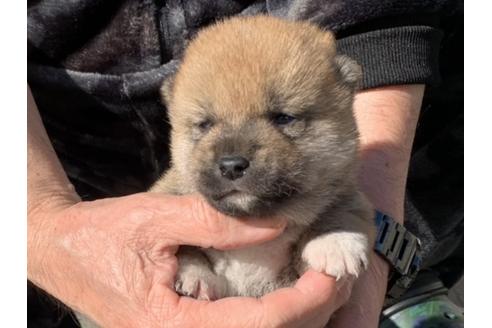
[{"left": 173, "top": 16, "right": 338, "bottom": 118}]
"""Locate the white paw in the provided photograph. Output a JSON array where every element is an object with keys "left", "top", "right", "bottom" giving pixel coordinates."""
[
  {"left": 301, "top": 231, "right": 370, "bottom": 280},
  {"left": 175, "top": 266, "right": 226, "bottom": 300}
]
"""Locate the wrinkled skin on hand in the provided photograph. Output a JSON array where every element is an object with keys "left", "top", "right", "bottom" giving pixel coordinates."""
[{"left": 30, "top": 193, "right": 351, "bottom": 328}]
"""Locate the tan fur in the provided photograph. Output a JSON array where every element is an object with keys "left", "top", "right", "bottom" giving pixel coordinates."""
[{"left": 153, "top": 16, "right": 374, "bottom": 300}]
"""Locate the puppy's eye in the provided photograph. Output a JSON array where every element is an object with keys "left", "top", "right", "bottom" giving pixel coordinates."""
[
  {"left": 272, "top": 113, "right": 296, "bottom": 125},
  {"left": 197, "top": 119, "right": 213, "bottom": 131}
]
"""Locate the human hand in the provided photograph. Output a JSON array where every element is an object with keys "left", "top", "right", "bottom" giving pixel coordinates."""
[{"left": 28, "top": 193, "right": 350, "bottom": 328}]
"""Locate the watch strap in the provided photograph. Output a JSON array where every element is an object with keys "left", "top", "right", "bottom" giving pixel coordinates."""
[{"left": 374, "top": 211, "right": 422, "bottom": 300}]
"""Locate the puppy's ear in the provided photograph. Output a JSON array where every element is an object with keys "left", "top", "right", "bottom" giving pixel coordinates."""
[
  {"left": 160, "top": 75, "right": 175, "bottom": 107},
  {"left": 334, "top": 55, "right": 362, "bottom": 91}
]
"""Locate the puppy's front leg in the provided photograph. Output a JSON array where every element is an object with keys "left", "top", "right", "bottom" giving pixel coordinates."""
[
  {"left": 298, "top": 193, "right": 375, "bottom": 280},
  {"left": 175, "top": 247, "right": 228, "bottom": 300}
]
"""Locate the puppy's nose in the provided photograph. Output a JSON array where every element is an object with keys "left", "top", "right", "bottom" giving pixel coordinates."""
[{"left": 219, "top": 156, "right": 250, "bottom": 180}]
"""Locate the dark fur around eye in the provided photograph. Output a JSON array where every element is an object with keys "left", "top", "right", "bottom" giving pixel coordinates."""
[
  {"left": 271, "top": 113, "right": 296, "bottom": 125},
  {"left": 197, "top": 119, "right": 214, "bottom": 131}
]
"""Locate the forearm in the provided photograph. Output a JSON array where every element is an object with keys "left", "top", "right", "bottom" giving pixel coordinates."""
[
  {"left": 27, "top": 87, "right": 80, "bottom": 212},
  {"left": 355, "top": 84, "right": 424, "bottom": 221},
  {"left": 331, "top": 84, "right": 424, "bottom": 327},
  {"left": 27, "top": 86, "right": 80, "bottom": 285}
]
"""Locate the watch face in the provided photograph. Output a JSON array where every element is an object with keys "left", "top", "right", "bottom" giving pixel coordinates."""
[{"left": 380, "top": 295, "right": 464, "bottom": 328}]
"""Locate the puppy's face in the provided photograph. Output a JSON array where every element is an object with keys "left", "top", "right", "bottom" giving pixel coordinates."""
[{"left": 164, "top": 17, "right": 361, "bottom": 217}]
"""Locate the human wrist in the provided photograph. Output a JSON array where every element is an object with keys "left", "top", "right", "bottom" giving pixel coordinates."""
[
  {"left": 359, "top": 159, "right": 406, "bottom": 221},
  {"left": 27, "top": 202, "right": 73, "bottom": 291},
  {"left": 27, "top": 201, "right": 104, "bottom": 322},
  {"left": 27, "top": 85, "right": 83, "bottom": 288},
  {"left": 27, "top": 182, "right": 82, "bottom": 303},
  {"left": 362, "top": 254, "right": 391, "bottom": 325},
  {"left": 329, "top": 253, "right": 390, "bottom": 327},
  {"left": 27, "top": 166, "right": 81, "bottom": 289}
]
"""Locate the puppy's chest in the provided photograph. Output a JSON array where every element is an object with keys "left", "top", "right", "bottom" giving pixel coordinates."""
[{"left": 205, "top": 228, "right": 301, "bottom": 296}]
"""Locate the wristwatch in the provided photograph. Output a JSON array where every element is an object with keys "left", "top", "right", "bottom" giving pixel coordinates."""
[{"left": 374, "top": 211, "right": 422, "bottom": 303}]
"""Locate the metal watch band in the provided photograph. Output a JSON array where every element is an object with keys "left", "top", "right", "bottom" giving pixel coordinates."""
[{"left": 374, "top": 211, "right": 422, "bottom": 301}]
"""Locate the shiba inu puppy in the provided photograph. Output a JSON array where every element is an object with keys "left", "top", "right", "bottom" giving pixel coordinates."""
[{"left": 150, "top": 15, "right": 375, "bottom": 300}]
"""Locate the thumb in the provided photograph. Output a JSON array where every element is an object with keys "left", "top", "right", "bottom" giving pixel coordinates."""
[
  {"left": 260, "top": 270, "right": 350, "bottom": 327},
  {"left": 143, "top": 193, "right": 286, "bottom": 249},
  {"left": 171, "top": 271, "right": 340, "bottom": 328}
]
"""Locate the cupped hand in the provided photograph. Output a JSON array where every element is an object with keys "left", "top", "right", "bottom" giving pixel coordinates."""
[{"left": 29, "top": 193, "right": 350, "bottom": 328}]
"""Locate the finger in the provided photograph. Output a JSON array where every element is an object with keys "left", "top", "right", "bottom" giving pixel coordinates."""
[
  {"left": 140, "top": 193, "right": 286, "bottom": 249},
  {"left": 170, "top": 270, "right": 340, "bottom": 328},
  {"left": 260, "top": 270, "right": 342, "bottom": 327}
]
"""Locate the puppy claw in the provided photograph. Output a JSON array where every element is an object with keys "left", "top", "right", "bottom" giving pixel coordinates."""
[
  {"left": 175, "top": 267, "right": 226, "bottom": 301},
  {"left": 301, "top": 231, "right": 370, "bottom": 280}
]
